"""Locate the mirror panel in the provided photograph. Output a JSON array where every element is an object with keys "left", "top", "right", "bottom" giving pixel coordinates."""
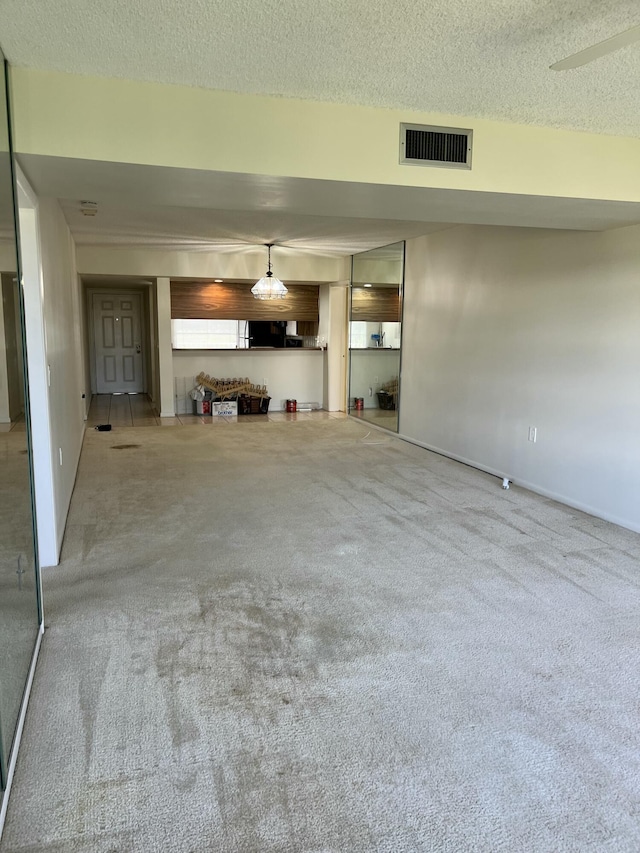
[
  {"left": 348, "top": 242, "right": 404, "bottom": 432},
  {"left": 0, "top": 53, "right": 40, "bottom": 789}
]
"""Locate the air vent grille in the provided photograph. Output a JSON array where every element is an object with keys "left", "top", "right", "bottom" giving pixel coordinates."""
[{"left": 400, "top": 123, "right": 472, "bottom": 169}]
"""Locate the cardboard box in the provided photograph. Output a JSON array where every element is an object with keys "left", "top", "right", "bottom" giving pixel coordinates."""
[{"left": 212, "top": 401, "right": 238, "bottom": 417}]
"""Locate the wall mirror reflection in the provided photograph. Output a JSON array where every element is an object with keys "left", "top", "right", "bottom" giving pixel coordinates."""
[
  {"left": 348, "top": 242, "right": 404, "bottom": 432},
  {"left": 0, "top": 52, "right": 41, "bottom": 790}
]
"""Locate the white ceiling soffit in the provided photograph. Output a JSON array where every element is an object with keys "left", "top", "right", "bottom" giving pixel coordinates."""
[
  {"left": 1, "top": 1, "right": 639, "bottom": 137},
  {"left": 18, "top": 155, "right": 640, "bottom": 254},
  {"left": 58, "top": 203, "right": 446, "bottom": 256}
]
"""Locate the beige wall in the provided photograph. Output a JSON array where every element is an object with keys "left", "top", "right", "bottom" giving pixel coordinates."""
[
  {"left": 400, "top": 224, "right": 640, "bottom": 532},
  {"left": 1, "top": 277, "right": 23, "bottom": 421},
  {"left": 174, "top": 350, "right": 324, "bottom": 412},
  {"left": 11, "top": 68, "right": 640, "bottom": 203},
  {"left": 0, "top": 244, "right": 20, "bottom": 423},
  {"left": 0, "top": 243, "right": 16, "bottom": 271},
  {"left": 0, "top": 280, "right": 10, "bottom": 423}
]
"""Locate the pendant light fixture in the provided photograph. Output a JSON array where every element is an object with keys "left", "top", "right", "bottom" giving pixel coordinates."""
[{"left": 251, "top": 243, "right": 288, "bottom": 300}]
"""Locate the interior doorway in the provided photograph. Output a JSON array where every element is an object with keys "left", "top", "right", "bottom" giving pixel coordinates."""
[
  {"left": 0, "top": 273, "right": 25, "bottom": 424},
  {"left": 91, "top": 291, "right": 145, "bottom": 394}
]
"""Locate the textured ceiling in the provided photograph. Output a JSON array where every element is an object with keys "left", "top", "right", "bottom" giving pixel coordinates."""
[{"left": 1, "top": 0, "right": 639, "bottom": 136}]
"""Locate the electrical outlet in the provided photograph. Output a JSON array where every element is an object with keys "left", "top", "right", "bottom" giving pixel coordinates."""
[{"left": 528, "top": 426, "right": 537, "bottom": 443}]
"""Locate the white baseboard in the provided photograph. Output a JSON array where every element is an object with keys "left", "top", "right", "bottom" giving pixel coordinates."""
[
  {"left": 510, "top": 476, "right": 640, "bottom": 535},
  {"left": 0, "top": 623, "right": 44, "bottom": 841},
  {"left": 396, "top": 432, "right": 508, "bottom": 481},
  {"left": 395, "top": 431, "right": 640, "bottom": 535}
]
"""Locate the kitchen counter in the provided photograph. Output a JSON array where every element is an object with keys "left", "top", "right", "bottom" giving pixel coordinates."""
[{"left": 173, "top": 347, "right": 324, "bottom": 352}]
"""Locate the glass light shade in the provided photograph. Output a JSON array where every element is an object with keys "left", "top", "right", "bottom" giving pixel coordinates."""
[{"left": 251, "top": 275, "right": 288, "bottom": 300}]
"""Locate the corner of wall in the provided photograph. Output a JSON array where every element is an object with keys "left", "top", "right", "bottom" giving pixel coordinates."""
[{"left": 35, "top": 196, "right": 85, "bottom": 560}]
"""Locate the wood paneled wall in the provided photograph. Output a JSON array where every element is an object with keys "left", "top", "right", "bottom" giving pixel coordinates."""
[
  {"left": 351, "top": 287, "right": 401, "bottom": 322},
  {"left": 171, "top": 281, "right": 319, "bottom": 321}
]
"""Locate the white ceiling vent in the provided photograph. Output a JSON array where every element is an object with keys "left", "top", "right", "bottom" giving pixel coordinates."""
[{"left": 400, "top": 123, "right": 472, "bottom": 169}]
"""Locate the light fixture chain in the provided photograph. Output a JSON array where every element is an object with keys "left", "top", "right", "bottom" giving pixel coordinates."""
[{"left": 251, "top": 242, "right": 287, "bottom": 299}]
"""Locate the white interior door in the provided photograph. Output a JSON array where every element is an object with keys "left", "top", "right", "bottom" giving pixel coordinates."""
[{"left": 93, "top": 292, "right": 144, "bottom": 393}]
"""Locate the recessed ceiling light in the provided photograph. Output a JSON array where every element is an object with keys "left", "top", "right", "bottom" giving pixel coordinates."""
[
  {"left": 364, "top": 283, "right": 372, "bottom": 288},
  {"left": 214, "top": 279, "right": 223, "bottom": 283}
]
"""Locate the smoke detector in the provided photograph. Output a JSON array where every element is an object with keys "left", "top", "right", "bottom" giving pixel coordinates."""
[{"left": 80, "top": 200, "right": 98, "bottom": 217}]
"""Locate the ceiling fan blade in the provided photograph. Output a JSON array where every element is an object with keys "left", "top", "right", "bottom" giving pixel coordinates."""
[{"left": 550, "top": 23, "right": 640, "bottom": 70}]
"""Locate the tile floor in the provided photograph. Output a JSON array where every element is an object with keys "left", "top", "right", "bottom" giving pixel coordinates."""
[
  {"left": 0, "top": 414, "right": 25, "bottom": 433},
  {"left": 350, "top": 407, "right": 398, "bottom": 430},
  {"left": 85, "top": 394, "right": 349, "bottom": 428}
]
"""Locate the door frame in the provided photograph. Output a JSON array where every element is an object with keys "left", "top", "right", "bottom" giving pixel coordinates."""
[{"left": 87, "top": 286, "right": 150, "bottom": 396}]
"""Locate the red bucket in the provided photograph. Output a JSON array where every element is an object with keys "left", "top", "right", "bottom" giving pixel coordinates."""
[
  {"left": 354, "top": 397, "right": 364, "bottom": 410},
  {"left": 286, "top": 399, "right": 297, "bottom": 413}
]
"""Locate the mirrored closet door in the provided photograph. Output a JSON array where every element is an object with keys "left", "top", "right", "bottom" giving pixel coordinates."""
[
  {"left": 348, "top": 241, "right": 404, "bottom": 432},
  {"left": 0, "top": 50, "right": 41, "bottom": 791}
]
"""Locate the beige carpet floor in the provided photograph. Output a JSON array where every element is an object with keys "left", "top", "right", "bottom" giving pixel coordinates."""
[{"left": 2, "top": 417, "right": 640, "bottom": 852}]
